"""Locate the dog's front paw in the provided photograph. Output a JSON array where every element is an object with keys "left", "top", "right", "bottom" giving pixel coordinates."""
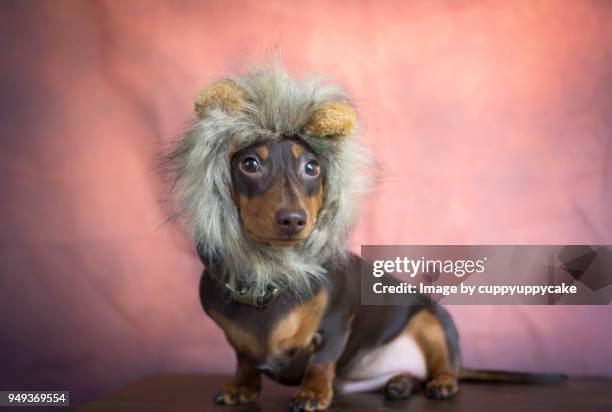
[
  {"left": 289, "top": 386, "right": 333, "bottom": 411},
  {"left": 213, "top": 382, "right": 259, "bottom": 405},
  {"left": 424, "top": 374, "right": 458, "bottom": 400}
]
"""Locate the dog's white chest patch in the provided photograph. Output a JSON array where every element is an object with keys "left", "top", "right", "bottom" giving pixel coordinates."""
[{"left": 335, "top": 334, "right": 427, "bottom": 393}]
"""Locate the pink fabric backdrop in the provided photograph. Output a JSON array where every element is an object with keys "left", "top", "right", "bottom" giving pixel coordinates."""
[{"left": 1, "top": 0, "right": 611, "bottom": 404}]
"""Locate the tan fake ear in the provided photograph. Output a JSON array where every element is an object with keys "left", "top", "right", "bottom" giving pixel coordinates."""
[
  {"left": 194, "top": 80, "right": 246, "bottom": 118},
  {"left": 303, "top": 102, "right": 357, "bottom": 139}
]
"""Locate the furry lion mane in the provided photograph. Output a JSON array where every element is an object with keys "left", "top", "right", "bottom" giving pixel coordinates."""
[{"left": 164, "top": 63, "right": 371, "bottom": 300}]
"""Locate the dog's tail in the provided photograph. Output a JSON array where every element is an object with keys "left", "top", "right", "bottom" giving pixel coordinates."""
[{"left": 459, "top": 368, "right": 567, "bottom": 384}]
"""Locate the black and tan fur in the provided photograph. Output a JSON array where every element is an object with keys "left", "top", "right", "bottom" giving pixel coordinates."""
[{"left": 166, "top": 64, "right": 564, "bottom": 411}]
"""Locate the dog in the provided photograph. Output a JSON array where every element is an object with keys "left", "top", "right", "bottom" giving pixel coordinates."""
[{"left": 166, "top": 64, "right": 563, "bottom": 411}]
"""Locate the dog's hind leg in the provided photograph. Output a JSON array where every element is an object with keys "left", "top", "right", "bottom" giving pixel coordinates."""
[
  {"left": 405, "top": 307, "right": 461, "bottom": 400},
  {"left": 384, "top": 372, "right": 420, "bottom": 400}
]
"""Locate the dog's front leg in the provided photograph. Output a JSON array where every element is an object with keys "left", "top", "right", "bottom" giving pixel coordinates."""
[
  {"left": 214, "top": 353, "right": 261, "bottom": 405},
  {"left": 291, "top": 362, "right": 335, "bottom": 411},
  {"left": 290, "top": 315, "right": 352, "bottom": 412}
]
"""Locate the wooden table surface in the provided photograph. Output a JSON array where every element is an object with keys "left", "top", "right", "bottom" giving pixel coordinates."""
[{"left": 78, "top": 373, "right": 612, "bottom": 412}]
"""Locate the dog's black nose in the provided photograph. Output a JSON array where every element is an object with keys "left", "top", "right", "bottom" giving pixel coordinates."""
[{"left": 276, "top": 209, "right": 306, "bottom": 235}]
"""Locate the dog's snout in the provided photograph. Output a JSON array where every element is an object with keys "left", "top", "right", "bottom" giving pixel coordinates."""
[{"left": 276, "top": 209, "right": 306, "bottom": 235}]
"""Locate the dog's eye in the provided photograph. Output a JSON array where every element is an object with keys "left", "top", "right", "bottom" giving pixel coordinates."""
[
  {"left": 303, "top": 161, "right": 320, "bottom": 177},
  {"left": 240, "top": 157, "right": 260, "bottom": 174}
]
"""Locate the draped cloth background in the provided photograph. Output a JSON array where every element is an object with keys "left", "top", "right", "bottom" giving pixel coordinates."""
[{"left": 1, "top": 0, "right": 611, "bottom": 405}]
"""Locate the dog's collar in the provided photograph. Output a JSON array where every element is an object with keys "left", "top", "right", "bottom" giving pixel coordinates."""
[{"left": 223, "top": 282, "right": 281, "bottom": 307}]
